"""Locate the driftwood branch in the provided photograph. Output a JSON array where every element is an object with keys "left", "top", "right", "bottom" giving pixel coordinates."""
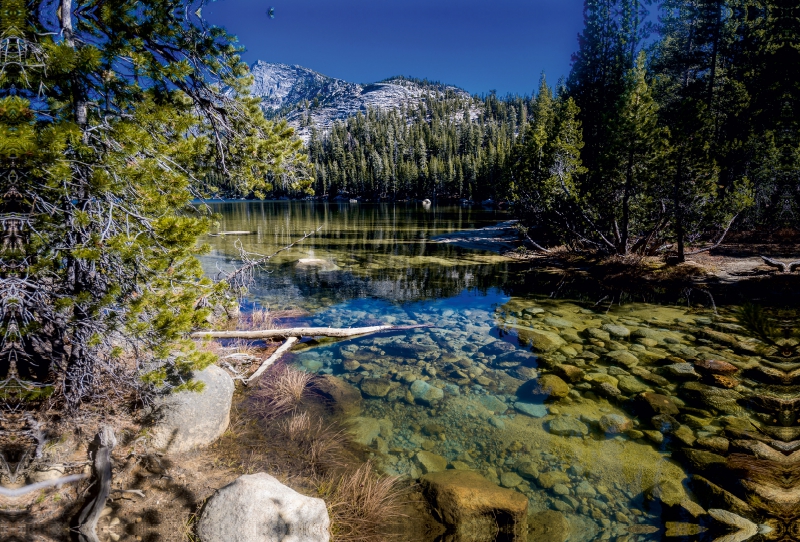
[
  {"left": 245, "top": 337, "right": 298, "bottom": 386},
  {"left": 760, "top": 256, "right": 800, "bottom": 273},
  {"left": 0, "top": 473, "right": 89, "bottom": 498},
  {"left": 76, "top": 427, "right": 117, "bottom": 542},
  {"left": 191, "top": 323, "right": 433, "bottom": 340}
]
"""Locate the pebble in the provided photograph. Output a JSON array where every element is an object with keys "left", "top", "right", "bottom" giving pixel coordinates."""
[
  {"left": 513, "top": 402, "right": 548, "bottom": 418},
  {"left": 488, "top": 416, "right": 506, "bottom": 430},
  {"left": 500, "top": 471, "right": 523, "bottom": 488},
  {"left": 602, "top": 324, "right": 631, "bottom": 338},
  {"left": 548, "top": 415, "right": 589, "bottom": 437}
]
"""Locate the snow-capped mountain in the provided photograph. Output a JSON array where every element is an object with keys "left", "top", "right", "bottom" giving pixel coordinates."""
[{"left": 249, "top": 61, "right": 473, "bottom": 140}]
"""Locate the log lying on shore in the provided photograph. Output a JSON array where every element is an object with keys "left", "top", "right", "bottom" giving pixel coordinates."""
[{"left": 191, "top": 323, "right": 433, "bottom": 340}]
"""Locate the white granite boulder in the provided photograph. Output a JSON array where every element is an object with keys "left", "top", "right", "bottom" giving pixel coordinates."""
[
  {"left": 148, "top": 364, "right": 234, "bottom": 454},
  {"left": 197, "top": 473, "right": 330, "bottom": 542}
]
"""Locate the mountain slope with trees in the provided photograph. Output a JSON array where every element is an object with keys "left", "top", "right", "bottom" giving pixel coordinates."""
[{"left": 268, "top": 1, "right": 797, "bottom": 262}]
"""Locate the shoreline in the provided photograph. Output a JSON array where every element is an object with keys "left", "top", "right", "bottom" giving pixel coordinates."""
[{"left": 434, "top": 220, "right": 800, "bottom": 289}]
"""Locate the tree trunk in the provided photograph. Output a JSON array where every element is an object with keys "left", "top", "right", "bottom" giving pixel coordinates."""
[
  {"left": 191, "top": 323, "right": 433, "bottom": 340},
  {"left": 620, "top": 148, "right": 635, "bottom": 254},
  {"left": 673, "top": 151, "right": 685, "bottom": 263}
]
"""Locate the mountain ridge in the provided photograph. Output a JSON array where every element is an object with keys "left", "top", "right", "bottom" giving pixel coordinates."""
[{"left": 249, "top": 61, "right": 474, "bottom": 140}]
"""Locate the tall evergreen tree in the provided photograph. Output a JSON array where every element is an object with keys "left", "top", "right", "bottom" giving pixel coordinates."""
[{"left": 0, "top": 0, "right": 309, "bottom": 406}]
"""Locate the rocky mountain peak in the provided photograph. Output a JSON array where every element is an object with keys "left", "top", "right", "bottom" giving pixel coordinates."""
[{"left": 248, "top": 61, "right": 473, "bottom": 141}]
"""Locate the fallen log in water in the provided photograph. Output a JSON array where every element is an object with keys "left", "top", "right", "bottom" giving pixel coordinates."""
[
  {"left": 245, "top": 336, "right": 298, "bottom": 386},
  {"left": 191, "top": 323, "right": 433, "bottom": 340}
]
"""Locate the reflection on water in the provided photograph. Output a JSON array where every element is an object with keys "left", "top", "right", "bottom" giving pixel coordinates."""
[
  {"left": 203, "top": 202, "right": 799, "bottom": 541},
  {"left": 201, "top": 201, "right": 513, "bottom": 309}
]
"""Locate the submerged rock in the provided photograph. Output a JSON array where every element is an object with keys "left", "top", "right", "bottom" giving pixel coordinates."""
[
  {"left": 548, "top": 415, "right": 589, "bottom": 437},
  {"left": 346, "top": 417, "right": 381, "bottom": 446},
  {"left": 500, "top": 471, "right": 523, "bottom": 488},
  {"left": 602, "top": 324, "right": 631, "bottom": 339},
  {"left": 636, "top": 392, "right": 680, "bottom": 417},
  {"left": 693, "top": 358, "right": 739, "bottom": 375},
  {"left": 643, "top": 478, "right": 690, "bottom": 510},
  {"left": 528, "top": 510, "right": 570, "bottom": 542},
  {"left": 555, "top": 364, "right": 584, "bottom": 382},
  {"left": 584, "top": 327, "right": 611, "bottom": 341},
  {"left": 489, "top": 416, "right": 506, "bottom": 429},
  {"left": 605, "top": 350, "right": 640, "bottom": 368},
  {"left": 599, "top": 414, "right": 633, "bottom": 435},
  {"left": 479, "top": 394, "right": 508, "bottom": 413},
  {"left": 537, "top": 471, "right": 571, "bottom": 489},
  {"left": 681, "top": 382, "right": 744, "bottom": 414},
  {"left": 664, "top": 363, "right": 700, "bottom": 380},
  {"left": 197, "top": 473, "right": 330, "bottom": 542},
  {"left": 312, "top": 374, "right": 363, "bottom": 416},
  {"left": 416, "top": 451, "right": 448, "bottom": 474},
  {"left": 410, "top": 380, "right": 444, "bottom": 404},
  {"left": 517, "top": 374, "right": 569, "bottom": 400},
  {"left": 518, "top": 329, "right": 566, "bottom": 352},
  {"left": 360, "top": 378, "right": 392, "bottom": 398},
  {"left": 617, "top": 375, "right": 649, "bottom": 394},
  {"left": 543, "top": 316, "right": 575, "bottom": 329},
  {"left": 514, "top": 402, "right": 548, "bottom": 418},
  {"left": 420, "top": 470, "right": 528, "bottom": 541}
]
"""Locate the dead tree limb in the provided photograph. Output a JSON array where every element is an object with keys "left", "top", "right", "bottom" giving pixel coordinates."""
[
  {"left": 0, "top": 473, "right": 89, "bottom": 498},
  {"left": 191, "top": 323, "right": 433, "bottom": 340},
  {"left": 760, "top": 256, "right": 800, "bottom": 273},
  {"left": 686, "top": 213, "right": 739, "bottom": 255},
  {"left": 217, "top": 226, "right": 323, "bottom": 286},
  {"left": 245, "top": 336, "right": 298, "bottom": 386},
  {"left": 75, "top": 426, "right": 116, "bottom": 542}
]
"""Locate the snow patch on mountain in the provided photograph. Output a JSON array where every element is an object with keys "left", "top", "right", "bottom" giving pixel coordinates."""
[{"left": 249, "top": 61, "right": 473, "bottom": 141}]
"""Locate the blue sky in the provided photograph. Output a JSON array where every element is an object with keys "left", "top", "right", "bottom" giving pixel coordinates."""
[{"left": 205, "top": 0, "right": 585, "bottom": 96}]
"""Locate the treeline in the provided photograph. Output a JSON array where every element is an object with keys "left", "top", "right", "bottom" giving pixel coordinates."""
[
  {"left": 512, "top": 0, "right": 797, "bottom": 259},
  {"left": 304, "top": 91, "right": 532, "bottom": 202},
  {"left": 297, "top": 0, "right": 798, "bottom": 259}
]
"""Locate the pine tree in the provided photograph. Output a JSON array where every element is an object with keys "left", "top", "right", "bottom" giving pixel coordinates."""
[
  {"left": 0, "top": 0, "right": 309, "bottom": 406},
  {"left": 606, "top": 51, "right": 669, "bottom": 254}
]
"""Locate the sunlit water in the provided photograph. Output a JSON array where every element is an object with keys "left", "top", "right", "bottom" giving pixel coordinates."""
[{"left": 201, "top": 201, "right": 794, "bottom": 541}]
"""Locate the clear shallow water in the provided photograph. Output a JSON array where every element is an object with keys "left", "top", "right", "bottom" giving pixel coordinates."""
[{"left": 203, "top": 202, "right": 794, "bottom": 541}]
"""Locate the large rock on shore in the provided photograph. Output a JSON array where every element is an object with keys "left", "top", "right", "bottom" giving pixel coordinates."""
[
  {"left": 148, "top": 365, "right": 234, "bottom": 454},
  {"left": 197, "top": 473, "right": 330, "bottom": 542},
  {"left": 420, "top": 470, "right": 528, "bottom": 541}
]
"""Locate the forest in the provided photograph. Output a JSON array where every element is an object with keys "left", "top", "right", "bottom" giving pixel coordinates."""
[{"left": 301, "top": 0, "right": 798, "bottom": 260}]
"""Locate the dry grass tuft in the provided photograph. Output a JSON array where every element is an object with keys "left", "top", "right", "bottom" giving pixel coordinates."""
[
  {"left": 316, "top": 462, "right": 407, "bottom": 542},
  {"left": 246, "top": 308, "right": 276, "bottom": 330},
  {"left": 253, "top": 364, "right": 315, "bottom": 418},
  {"left": 279, "top": 411, "right": 347, "bottom": 474},
  {"left": 225, "top": 338, "right": 260, "bottom": 357}
]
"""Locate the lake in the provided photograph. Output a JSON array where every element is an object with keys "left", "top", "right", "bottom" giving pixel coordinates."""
[{"left": 202, "top": 201, "right": 789, "bottom": 541}]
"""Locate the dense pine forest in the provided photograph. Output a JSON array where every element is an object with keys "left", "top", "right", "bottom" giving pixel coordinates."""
[
  {"left": 305, "top": 89, "right": 530, "bottom": 203},
  {"left": 296, "top": 0, "right": 798, "bottom": 260}
]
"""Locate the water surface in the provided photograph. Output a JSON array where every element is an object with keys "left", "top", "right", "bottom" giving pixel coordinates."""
[{"left": 203, "top": 201, "right": 792, "bottom": 541}]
